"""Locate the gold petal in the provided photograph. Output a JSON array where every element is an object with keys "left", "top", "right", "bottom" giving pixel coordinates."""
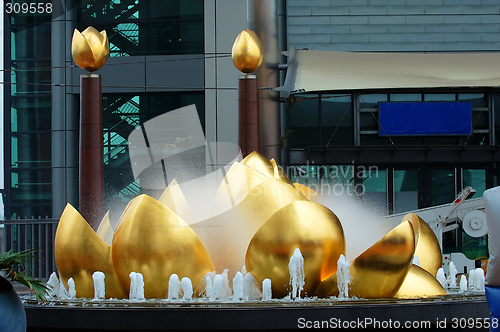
[
  {"left": 213, "top": 161, "right": 272, "bottom": 206},
  {"left": 93, "top": 29, "right": 110, "bottom": 71},
  {"left": 403, "top": 213, "right": 443, "bottom": 277},
  {"left": 195, "top": 178, "right": 307, "bottom": 275},
  {"left": 111, "top": 195, "right": 214, "bottom": 299},
  {"left": 71, "top": 28, "right": 96, "bottom": 72},
  {"left": 293, "top": 183, "right": 319, "bottom": 201},
  {"left": 96, "top": 210, "right": 113, "bottom": 246},
  {"left": 241, "top": 151, "right": 274, "bottom": 179},
  {"left": 246, "top": 200, "right": 345, "bottom": 298},
  {"left": 159, "top": 179, "right": 195, "bottom": 225},
  {"left": 316, "top": 220, "right": 415, "bottom": 298},
  {"left": 270, "top": 158, "right": 293, "bottom": 185},
  {"left": 395, "top": 264, "right": 447, "bottom": 298},
  {"left": 231, "top": 29, "right": 263, "bottom": 73},
  {"left": 55, "top": 204, "right": 126, "bottom": 298}
]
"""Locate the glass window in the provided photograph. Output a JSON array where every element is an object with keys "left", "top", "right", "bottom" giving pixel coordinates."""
[
  {"left": 11, "top": 133, "right": 52, "bottom": 169},
  {"left": 11, "top": 98, "right": 51, "bottom": 132},
  {"left": 458, "top": 93, "right": 486, "bottom": 108},
  {"left": 360, "top": 94, "right": 387, "bottom": 108},
  {"left": 394, "top": 169, "right": 418, "bottom": 214},
  {"left": 11, "top": 61, "right": 51, "bottom": 95},
  {"left": 462, "top": 169, "right": 486, "bottom": 198},
  {"left": 290, "top": 95, "right": 318, "bottom": 127},
  {"left": 360, "top": 167, "right": 387, "bottom": 213},
  {"left": 322, "top": 95, "right": 353, "bottom": 146},
  {"left": 11, "top": 24, "right": 51, "bottom": 60},
  {"left": 430, "top": 169, "right": 455, "bottom": 206},
  {"left": 78, "top": 0, "right": 204, "bottom": 56},
  {"left": 390, "top": 94, "right": 421, "bottom": 102},
  {"left": 424, "top": 94, "right": 455, "bottom": 101}
]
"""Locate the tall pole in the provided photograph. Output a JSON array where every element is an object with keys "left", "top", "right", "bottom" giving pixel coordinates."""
[
  {"left": 79, "top": 74, "right": 104, "bottom": 229},
  {"left": 238, "top": 75, "right": 260, "bottom": 156}
]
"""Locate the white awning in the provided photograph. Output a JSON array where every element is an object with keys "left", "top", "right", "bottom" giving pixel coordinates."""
[{"left": 291, "top": 49, "right": 500, "bottom": 93}]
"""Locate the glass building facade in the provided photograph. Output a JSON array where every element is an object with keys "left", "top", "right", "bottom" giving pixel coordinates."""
[{"left": 4, "top": 0, "right": 205, "bottom": 220}]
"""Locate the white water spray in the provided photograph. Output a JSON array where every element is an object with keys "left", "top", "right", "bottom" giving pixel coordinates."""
[
  {"left": 448, "top": 262, "right": 457, "bottom": 288},
  {"left": 289, "top": 248, "right": 305, "bottom": 300},
  {"left": 337, "top": 254, "right": 351, "bottom": 299},
  {"left": 262, "top": 278, "right": 272, "bottom": 301},
  {"left": 92, "top": 271, "right": 105, "bottom": 299},
  {"left": 460, "top": 275, "right": 468, "bottom": 292},
  {"left": 232, "top": 271, "right": 244, "bottom": 301},
  {"left": 436, "top": 268, "right": 447, "bottom": 289},
  {"left": 168, "top": 274, "right": 181, "bottom": 300},
  {"left": 181, "top": 277, "right": 193, "bottom": 300},
  {"left": 68, "top": 278, "right": 76, "bottom": 298},
  {"left": 47, "top": 272, "right": 59, "bottom": 299}
]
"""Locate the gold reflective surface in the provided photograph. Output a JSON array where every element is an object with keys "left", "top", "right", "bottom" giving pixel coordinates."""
[
  {"left": 197, "top": 178, "right": 307, "bottom": 274},
  {"left": 241, "top": 151, "right": 274, "bottom": 178},
  {"left": 231, "top": 29, "right": 264, "bottom": 73},
  {"left": 159, "top": 179, "right": 195, "bottom": 225},
  {"left": 403, "top": 213, "right": 443, "bottom": 277},
  {"left": 270, "top": 158, "right": 293, "bottom": 185},
  {"left": 246, "top": 201, "right": 345, "bottom": 298},
  {"left": 55, "top": 204, "right": 126, "bottom": 298},
  {"left": 96, "top": 210, "right": 113, "bottom": 246},
  {"left": 316, "top": 221, "right": 415, "bottom": 298},
  {"left": 395, "top": 264, "right": 447, "bottom": 298},
  {"left": 112, "top": 195, "right": 214, "bottom": 299},
  {"left": 293, "top": 183, "right": 319, "bottom": 201},
  {"left": 72, "top": 26, "right": 109, "bottom": 72}
]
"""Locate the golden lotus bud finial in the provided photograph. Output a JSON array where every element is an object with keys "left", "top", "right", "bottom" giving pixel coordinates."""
[
  {"left": 231, "top": 29, "right": 263, "bottom": 74},
  {"left": 72, "top": 26, "right": 110, "bottom": 72}
]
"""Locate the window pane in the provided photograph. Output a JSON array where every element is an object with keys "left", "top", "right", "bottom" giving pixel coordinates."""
[
  {"left": 394, "top": 169, "right": 418, "bottom": 213},
  {"left": 390, "top": 94, "right": 421, "bottom": 102},
  {"left": 11, "top": 133, "right": 51, "bottom": 169},
  {"left": 290, "top": 95, "right": 318, "bottom": 127},
  {"left": 11, "top": 98, "right": 51, "bottom": 132},
  {"left": 424, "top": 94, "right": 455, "bottom": 101},
  {"left": 430, "top": 169, "right": 455, "bottom": 206},
  {"left": 322, "top": 95, "right": 353, "bottom": 146},
  {"left": 360, "top": 168, "right": 386, "bottom": 213},
  {"left": 463, "top": 169, "right": 486, "bottom": 198}
]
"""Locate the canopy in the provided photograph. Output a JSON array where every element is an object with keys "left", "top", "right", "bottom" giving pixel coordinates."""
[{"left": 289, "top": 49, "right": 500, "bottom": 93}]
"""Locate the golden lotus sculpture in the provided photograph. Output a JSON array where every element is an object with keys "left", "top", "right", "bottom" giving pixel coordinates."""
[
  {"left": 72, "top": 26, "right": 110, "bottom": 72},
  {"left": 231, "top": 29, "right": 263, "bottom": 73},
  {"left": 54, "top": 151, "right": 446, "bottom": 299}
]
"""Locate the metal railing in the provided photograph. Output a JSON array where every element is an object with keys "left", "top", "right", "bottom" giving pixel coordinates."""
[{"left": 0, "top": 218, "right": 59, "bottom": 281}]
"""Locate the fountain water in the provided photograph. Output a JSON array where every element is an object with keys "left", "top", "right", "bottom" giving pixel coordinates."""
[
  {"left": 460, "top": 275, "right": 468, "bottom": 292},
  {"left": 448, "top": 262, "right": 458, "bottom": 288},
  {"left": 92, "top": 272, "right": 105, "bottom": 299},
  {"left": 233, "top": 272, "right": 244, "bottom": 301},
  {"left": 168, "top": 274, "right": 181, "bottom": 300},
  {"left": 262, "top": 279, "right": 272, "bottom": 300},
  {"left": 67, "top": 278, "right": 76, "bottom": 299},
  {"left": 129, "top": 272, "right": 145, "bottom": 301},
  {"left": 205, "top": 275, "right": 214, "bottom": 300},
  {"left": 336, "top": 254, "right": 351, "bottom": 299},
  {"left": 47, "top": 272, "right": 59, "bottom": 299},
  {"left": 469, "top": 269, "right": 476, "bottom": 291},
  {"left": 213, "top": 274, "right": 226, "bottom": 300},
  {"left": 436, "top": 268, "right": 447, "bottom": 289},
  {"left": 181, "top": 277, "right": 193, "bottom": 300},
  {"left": 288, "top": 248, "right": 305, "bottom": 300},
  {"left": 474, "top": 268, "right": 485, "bottom": 291}
]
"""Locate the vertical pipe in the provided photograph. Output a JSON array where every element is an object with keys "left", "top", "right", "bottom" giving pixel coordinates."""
[
  {"left": 248, "top": 0, "right": 281, "bottom": 162},
  {"left": 239, "top": 75, "right": 261, "bottom": 157},
  {"left": 79, "top": 74, "right": 104, "bottom": 230}
]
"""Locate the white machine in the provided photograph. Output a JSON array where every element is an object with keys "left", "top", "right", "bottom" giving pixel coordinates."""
[{"left": 382, "top": 186, "right": 486, "bottom": 274}]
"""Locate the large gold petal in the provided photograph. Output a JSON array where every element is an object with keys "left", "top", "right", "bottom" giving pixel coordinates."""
[
  {"left": 241, "top": 151, "right": 274, "bottom": 179},
  {"left": 403, "top": 213, "right": 442, "bottom": 277},
  {"left": 270, "top": 158, "right": 293, "bottom": 185},
  {"left": 159, "top": 179, "right": 195, "bottom": 225},
  {"left": 316, "top": 220, "right": 415, "bottom": 298},
  {"left": 96, "top": 210, "right": 113, "bottom": 246},
  {"left": 293, "top": 183, "right": 319, "bottom": 201},
  {"left": 55, "top": 204, "right": 126, "bottom": 298},
  {"left": 395, "top": 264, "right": 447, "bottom": 298},
  {"left": 231, "top": 29, "right": 263, "bottom": 73},
  {"left": 246, "top": 201, "right": 345, "bottom": 298},
  {"left": 194, "top": 178, "right": 307, "bottom": 275},
  {"left": 214, "top": 161, "right": 272, "bottom": 206},
  {"left": 111, "top": 195, "right": 214, "bottom": 299}
]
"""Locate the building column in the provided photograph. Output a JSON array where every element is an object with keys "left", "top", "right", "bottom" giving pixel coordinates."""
[{"left": 51, "top": 0, "right": 78, "bottom": 218}]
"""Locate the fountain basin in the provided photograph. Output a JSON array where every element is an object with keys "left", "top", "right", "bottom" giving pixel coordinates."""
[{"left": 24, "top": 294, "right": 489, "bottom": 331}]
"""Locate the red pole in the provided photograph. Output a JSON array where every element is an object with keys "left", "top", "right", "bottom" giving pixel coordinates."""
[
  {"left": 79, "top": 73, "right": 104, "bottom": 230},
  {"left": 238, "top": 75, "right": 260, "bottom": 157}
]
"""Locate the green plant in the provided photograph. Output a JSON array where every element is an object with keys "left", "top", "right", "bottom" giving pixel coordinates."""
[{"left": 0, "top": 249, "right": 50, "bottom": 301}]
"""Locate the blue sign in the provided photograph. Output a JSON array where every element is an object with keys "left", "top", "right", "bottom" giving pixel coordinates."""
[{"left": 379, "top": 102, "right": 472, "bottom": 136}]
